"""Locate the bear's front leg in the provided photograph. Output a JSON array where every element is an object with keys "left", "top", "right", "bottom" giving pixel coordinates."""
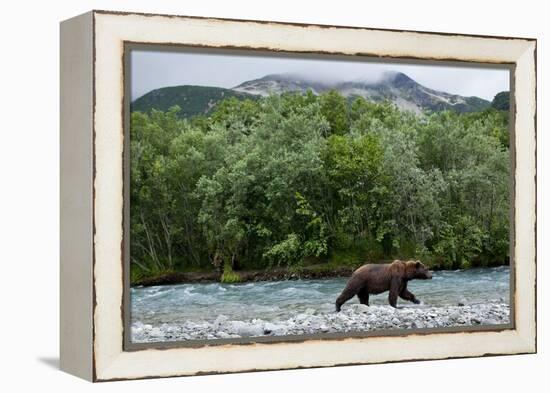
[
  {"left": 357, "top": 288, "right": 369, "bottom": 306},
  {"left": 400, "top": 287, "right": 420, "bottom": 304}
]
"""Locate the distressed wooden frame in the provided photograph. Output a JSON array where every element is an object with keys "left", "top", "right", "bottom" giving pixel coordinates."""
[{"left": 60, "top": 10, "right": 537, "bottom": 382}]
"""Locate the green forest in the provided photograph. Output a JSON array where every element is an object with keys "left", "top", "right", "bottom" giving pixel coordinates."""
[{"left": 130, "top": 91, "right": 510, "bottom": 284}]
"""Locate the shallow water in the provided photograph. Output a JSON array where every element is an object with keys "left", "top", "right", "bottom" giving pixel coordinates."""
[{"left": 130, "top": 266, "right": 510, "bottom": 327}]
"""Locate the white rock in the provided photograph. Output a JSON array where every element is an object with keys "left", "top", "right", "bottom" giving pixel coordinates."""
[
  {"left": 295, "top": 314, "right": 309, "bottom": 323},
  {"left": 229, "top": 321, "right": 264, "bottom": 337},
  {"left": 214, "top": 314, "right": 229, "bottom": 327},
  {"left": 150, "top": 327, "right": 163, "bottom": 337},
  {"left": 449, "top": 311, "right": 461, "bottom": 321},
  {"left": 471, "top": 317, "right": 481, "bottom": 324},
  {"left": 482, "top": 318, "right": 499, "bottom": 325},
  {"left": 414, "top": 321, "right": 425, "bottom": 329},
  {"left": 351, "top": 304, "right": 369, "bottom": 313},
  {"left": 264, "top": 322, "right": 287, "bottom": 335}
]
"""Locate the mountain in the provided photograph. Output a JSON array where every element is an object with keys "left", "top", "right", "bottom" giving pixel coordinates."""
[
  {"left": 131, "top": 85, "right": 256, "bottom": 118},
  {"left": 232, "top": 73, "right": 332, "bottom": 96},
  {"left": 234, "top": 72, "right": 490, "bottom": 113},
  {"left": 131, "top": 71, "right": 491, "bottom": 117}
]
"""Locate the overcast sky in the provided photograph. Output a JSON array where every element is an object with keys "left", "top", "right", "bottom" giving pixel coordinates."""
[{"left": 130, "top": 49, "right": 510, "bottom": 101}]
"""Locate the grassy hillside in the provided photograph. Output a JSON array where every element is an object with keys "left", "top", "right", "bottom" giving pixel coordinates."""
[{"left": 131, "top": 85, "right": 257, "bottom": 118}]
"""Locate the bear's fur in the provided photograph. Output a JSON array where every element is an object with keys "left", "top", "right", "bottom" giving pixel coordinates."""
[{"left": 335, "top": 260, "right": 432, "bottom": 311}]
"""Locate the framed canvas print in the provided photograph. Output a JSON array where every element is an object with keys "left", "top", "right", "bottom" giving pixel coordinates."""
[{"left": 60, "top": 10, "right": 537, "bottom": 382}]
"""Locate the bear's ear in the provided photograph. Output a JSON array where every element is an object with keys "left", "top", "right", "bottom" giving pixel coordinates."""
[{"left": 415, "top": 261, "right": 421, "bottom": 268}]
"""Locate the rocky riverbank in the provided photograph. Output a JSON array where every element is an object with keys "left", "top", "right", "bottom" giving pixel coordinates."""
[{"left": 131, "top": 301, "right": 510, "bottom": 343}]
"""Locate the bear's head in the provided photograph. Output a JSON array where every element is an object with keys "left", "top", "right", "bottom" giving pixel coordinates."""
[{"left": 406, "top": 260, "right": 433, "bottom": 280}]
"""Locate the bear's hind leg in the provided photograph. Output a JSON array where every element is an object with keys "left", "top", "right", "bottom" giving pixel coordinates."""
[{"left": 335, "top": 283, "right": 360, "bottom": 312}]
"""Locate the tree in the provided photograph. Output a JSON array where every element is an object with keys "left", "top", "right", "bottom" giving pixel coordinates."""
[
  {"left": 491, "top": 91, "right": 510, "bottom": 111},
  {"left": 319, "top": 90, "right": 349, "bottom": 135}
]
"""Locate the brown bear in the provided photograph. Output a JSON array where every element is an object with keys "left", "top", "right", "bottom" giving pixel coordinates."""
[{"left": 335, "top": 260, "right": 432, "bottom": 311}]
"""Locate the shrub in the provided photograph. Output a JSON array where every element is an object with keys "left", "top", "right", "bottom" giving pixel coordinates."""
[{"left": 220, "top": 263, "right": 241, "bottom": 283}]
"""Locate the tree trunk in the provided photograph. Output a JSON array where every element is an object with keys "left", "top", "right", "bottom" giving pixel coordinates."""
[{"left": 231, "top": 253, "right": 240, "bottom": 271}]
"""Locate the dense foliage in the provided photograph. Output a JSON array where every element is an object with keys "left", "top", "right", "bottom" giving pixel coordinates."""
[
  {"left": 130, "top": 91, "right": 510, "bottom": 282},
  {"left": 491, "top": 91, "right": 510, "bottom": 111}
]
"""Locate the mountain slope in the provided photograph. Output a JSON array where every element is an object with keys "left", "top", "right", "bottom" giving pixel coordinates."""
[
  {"left": 131, "top": 85, "right": 256, "bottom": 118},
  {"left": 234, "top": 72, "right": 490, "bottom": 113},
  {"left": 232, "top": 73, "right": 332, "bottom": 96}
]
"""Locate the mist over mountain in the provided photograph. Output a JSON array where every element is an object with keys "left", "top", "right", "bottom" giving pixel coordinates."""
[
  {"left": 233, "top": 71, "right": 490, "bottom": 114},
  {"left": 132, "top": 71, "right": 492, "bottom": 117},
  {"left": 232, "top": 70, "right": 397, "bottom": 95}
]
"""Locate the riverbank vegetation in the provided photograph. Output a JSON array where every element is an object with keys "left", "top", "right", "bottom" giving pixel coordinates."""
[{"left": 130, "top": 91, "right": 510, "bottom": 284}]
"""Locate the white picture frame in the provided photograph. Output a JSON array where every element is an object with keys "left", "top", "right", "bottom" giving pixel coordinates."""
[{"left": 60, "top": 10, "right": 536, "bottom": 381}]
